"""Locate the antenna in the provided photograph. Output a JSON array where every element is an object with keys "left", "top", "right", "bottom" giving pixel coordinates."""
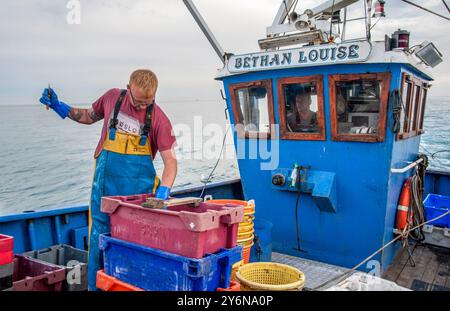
[
  {"left": 262, "top": 0, "right": 359, "bottom": 49},
  {"left": 183, "top": 0, "right": 227, "bottom": 64}
]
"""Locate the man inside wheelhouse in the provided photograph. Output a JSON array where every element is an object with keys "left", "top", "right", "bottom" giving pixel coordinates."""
[{"left": 287, "top": 92, "right": 319, "bottom": 133}]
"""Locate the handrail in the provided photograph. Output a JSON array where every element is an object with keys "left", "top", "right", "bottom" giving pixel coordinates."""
[{"left": 390, "top": 158, "right": 424, "bottom": 174}]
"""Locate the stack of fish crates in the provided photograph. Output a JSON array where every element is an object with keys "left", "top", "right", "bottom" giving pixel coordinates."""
[
  {"left": 1, "top": 235, "right": 67, "bottom": 291},
  {"left": 21, "top": 244, "right": 88, "bottom": 291},
  {"left": 0, "top": 234, "right": 14, "bottom": 291},
  {"left": 97, "top": 194, "right": 244, "bottom": 291},
  {"left": 423, "top": 193, "right": 450, "bottom": 248}
]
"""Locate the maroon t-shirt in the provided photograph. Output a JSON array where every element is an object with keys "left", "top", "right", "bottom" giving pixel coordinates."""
[{"left": 91, "top": 88, "right": 176, "bottom": 159}]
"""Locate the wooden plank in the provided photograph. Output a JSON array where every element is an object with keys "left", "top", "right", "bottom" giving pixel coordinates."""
[
  {"left": 432, "top": 261, "right": 449, "bottom": 288},
  {"left": 141, "top": 197, "right": 202, "bottom": 209},
  {"left": 385, "top": 245, "right": 450, "bottom": 290},
  {"left": 383, "top": 247, "right": 411, "bottom": 282},
  {"left": 446, "top": 269, "right": 450, "bottom": 288},
  {"left": 394, "top": 245, "right": 425, "bottom": 288},
  {"left": 164, "top": 197, "right": 203, "bottom": 207},
  {"left": 425, "top": 245, "right": 450, "bottom": 289},
  {"left": 421, "top": 247, "right": 441, "bottom": 285}
]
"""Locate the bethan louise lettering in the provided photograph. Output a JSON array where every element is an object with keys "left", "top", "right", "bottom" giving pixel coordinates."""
[{"left": 234, "top": 44, "right": 360, "bottom": 69}]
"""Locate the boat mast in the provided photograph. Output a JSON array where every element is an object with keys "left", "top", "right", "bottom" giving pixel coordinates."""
[
  {"left": 272, "top": 0, "right": 297, "bottom": 27},
  {"left": 365, "top": 0, "right": 373, "bottom": 40},
  {"left": 182, "top": 0, "right": 227, "bottom": 64}
]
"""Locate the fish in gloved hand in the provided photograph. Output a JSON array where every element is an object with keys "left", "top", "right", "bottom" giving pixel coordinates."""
[{"left": 39, "top": 87, "right": 72, "bottom": 119}]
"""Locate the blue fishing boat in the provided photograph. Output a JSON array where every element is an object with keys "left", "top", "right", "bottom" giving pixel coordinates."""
[{"left": 1, "top": 0, "right": 449, "bottom": 291}]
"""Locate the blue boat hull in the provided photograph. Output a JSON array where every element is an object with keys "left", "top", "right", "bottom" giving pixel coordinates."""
[{"left": 0, "top": 171, "right": 448, "bottom": 271}]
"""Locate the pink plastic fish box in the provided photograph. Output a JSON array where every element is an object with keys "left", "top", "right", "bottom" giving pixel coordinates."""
[{"left": 101, "top": 194, "right": 245, "bottom": 258}]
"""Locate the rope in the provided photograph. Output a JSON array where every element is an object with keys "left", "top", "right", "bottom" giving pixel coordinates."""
[
  {"left": 431, "top": 150, "right": 450, "bottom": 158},
  {"left": 443, "top": 0, "right": 450, "bottom": 13},
  {"left": 401, "top": 0, "right": 450, "bottom": 21},
  {"left": 407, "top": 155, "right": 428, "bottom": 242},
  {"left": 312, "top": 155, "right": 442, "bottom": 291},
  {"left": 369, "top": 17, "right": 382, "bottom": 31},
  {"left": 283, "top": 0, "right": 291, "bottom": 23},
  {"left": 199, "top": 125, "right": 230, "bottom": 198},
  {"left": 329, "top": 0, "right": 336, "bottom": 41},
  {"left": 294, "top": 167, "right": 302, "bottom": 251},
  {"left": 389, "top": 89, "right": 401, "bottom": 134},
  {"left": 362, "top": 0, "right": 372, "bottom": 40},
  {"left": 313, "top": 208, "right": 450, "bottom": 290}
]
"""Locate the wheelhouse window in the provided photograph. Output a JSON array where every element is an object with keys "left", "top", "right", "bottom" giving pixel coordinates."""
[
  {"left": 277, "top": 75, "right": 325, "bottom": 140},
  {"left": 329, "top": 73, "right": 391, "bottom": 142},
  {"left": 229, "top": 80, "right": 275, "bottom": 139},
  {"left": 397, "top": 73, "right": 431, "bottom": 140},
  {"left": 400, "top": 77, "right": 413, "bottom": 133}
]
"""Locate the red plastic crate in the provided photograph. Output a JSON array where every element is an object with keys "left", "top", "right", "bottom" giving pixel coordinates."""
[
  {"left": 0, "top": 234, "right": 14, "bottom": 265},
  {"left": 217, "top": 281, "right": 240, "bottom": 291},
  {"left": 101, "top": 194, "right": 244, "bottom": 258},
  {"left": 12, "top": 255, "right": 66, "bottom": 291},
  {"left": 96, "top": 270, "right": 143, "bottom": 291}
]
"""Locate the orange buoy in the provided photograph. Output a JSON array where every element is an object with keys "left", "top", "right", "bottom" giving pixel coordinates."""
[{"left": 395, "top": 178, "right": 412, "bottom": 231}]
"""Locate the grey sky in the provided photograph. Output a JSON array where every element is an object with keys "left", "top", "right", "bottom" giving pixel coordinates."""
[{"left": 0, "top": 0, "right": 449, "bottom": 106}]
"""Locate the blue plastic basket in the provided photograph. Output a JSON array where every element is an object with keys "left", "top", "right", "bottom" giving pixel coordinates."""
[
  {"left": 250, "top": 219, "right": 273, "bottom": 263},
  {"left": 423, "top": 193, "right": 450, "bottom": 228},
  {"left": 99, "top": 233, "right": 242, "bottom": 291}
]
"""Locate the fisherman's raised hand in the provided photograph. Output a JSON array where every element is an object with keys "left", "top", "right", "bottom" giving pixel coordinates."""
[{"left": 39, "top": 88, "right": 71, "bottom": 119}]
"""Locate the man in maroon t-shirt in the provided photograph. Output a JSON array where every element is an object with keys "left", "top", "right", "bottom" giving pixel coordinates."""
[{"left": 39, "top": 69, "right": 177, "bottom": 290}]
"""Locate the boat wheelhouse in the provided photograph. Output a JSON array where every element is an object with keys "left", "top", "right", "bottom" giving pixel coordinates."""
[{"left": 187, "top": 0, "right": 445, "bottom": 273}]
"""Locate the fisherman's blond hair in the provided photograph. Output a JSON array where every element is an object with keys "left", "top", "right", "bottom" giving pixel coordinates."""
[{"left": 129, "top": 69, "right": 158, "bottom": 97}]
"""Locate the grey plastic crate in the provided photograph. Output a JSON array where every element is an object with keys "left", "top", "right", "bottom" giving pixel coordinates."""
[
  {"left": 22, "top": 244, "right": 87, "bottom": 291},
  {"left": 0, "top": 262, "right": 14, "bottom": 278},
  {"left": 423, "top": 225, "right": 450, "bottom": 249},
  {"left": 0, "top": 262, "right": 14, "bottom": 291}
]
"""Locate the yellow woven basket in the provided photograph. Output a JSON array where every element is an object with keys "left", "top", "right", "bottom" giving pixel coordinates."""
[
  {"left": 231, "top": 260, "right": 244, "bottom": 282},
  {"left": 238, "top": 222, "right": 254, "bottom": 232},
  {"left": 241, "top": 215, "right": 255, "bottom": 226},
  {"left": 237, "top": 234, "right": 254, "bottom": 245},
  {"left": 238, "top": 228, "right": 255, "bottom": 238},
  {"left": 206, "top": 199, "right": 255, "bottom": 214},
  {"left": 236, "top": 262, "right": 305, "bottom": 291}
]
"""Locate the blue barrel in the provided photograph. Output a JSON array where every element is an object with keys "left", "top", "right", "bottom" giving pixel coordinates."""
[{"left": 250, "top": 219, "right": 273, "bottom": 262}]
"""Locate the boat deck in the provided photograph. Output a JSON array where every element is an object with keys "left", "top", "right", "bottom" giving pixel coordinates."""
[
  {"left": 383, "top": 243, "right": 450, "bottom": 291},
  {"left": 272, "top": 252, "right": 350, "bottom": 290}
]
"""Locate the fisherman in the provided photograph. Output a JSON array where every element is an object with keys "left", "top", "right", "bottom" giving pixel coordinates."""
[
  {"left": 287, "top": 92, "right": 318, "bottom": 132},
  {"left": 39, "top": 69, "right": 177, "bottom": 290}
]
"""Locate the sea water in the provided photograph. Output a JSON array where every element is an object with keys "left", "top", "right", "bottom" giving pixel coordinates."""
[{"left": 0, "top": 98, "right": 448, "bottom": 215}]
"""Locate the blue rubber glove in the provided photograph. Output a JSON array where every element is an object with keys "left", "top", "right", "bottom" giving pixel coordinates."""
[
  {"left": 39, "top": 88, "right": 71, "bottom": 119},
  {"left": 155, "top": 186, "right": 170, "bottom": 200}
]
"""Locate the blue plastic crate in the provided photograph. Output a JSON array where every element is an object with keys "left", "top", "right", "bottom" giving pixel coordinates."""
[
  {"left": 423, "top": 193, "right": 450, "bottom": 228},
  {"left": 99, "top": 233, "right": 242, "bottom": 291}
]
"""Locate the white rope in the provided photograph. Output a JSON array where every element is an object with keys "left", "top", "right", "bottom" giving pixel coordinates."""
[{"left": 313, "top": 209, "right": 450, "bottom": 290}]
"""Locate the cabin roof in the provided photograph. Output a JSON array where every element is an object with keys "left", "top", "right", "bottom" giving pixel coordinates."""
[{"left": 215, "top": 40, "right": 434, "bottom": 81}]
